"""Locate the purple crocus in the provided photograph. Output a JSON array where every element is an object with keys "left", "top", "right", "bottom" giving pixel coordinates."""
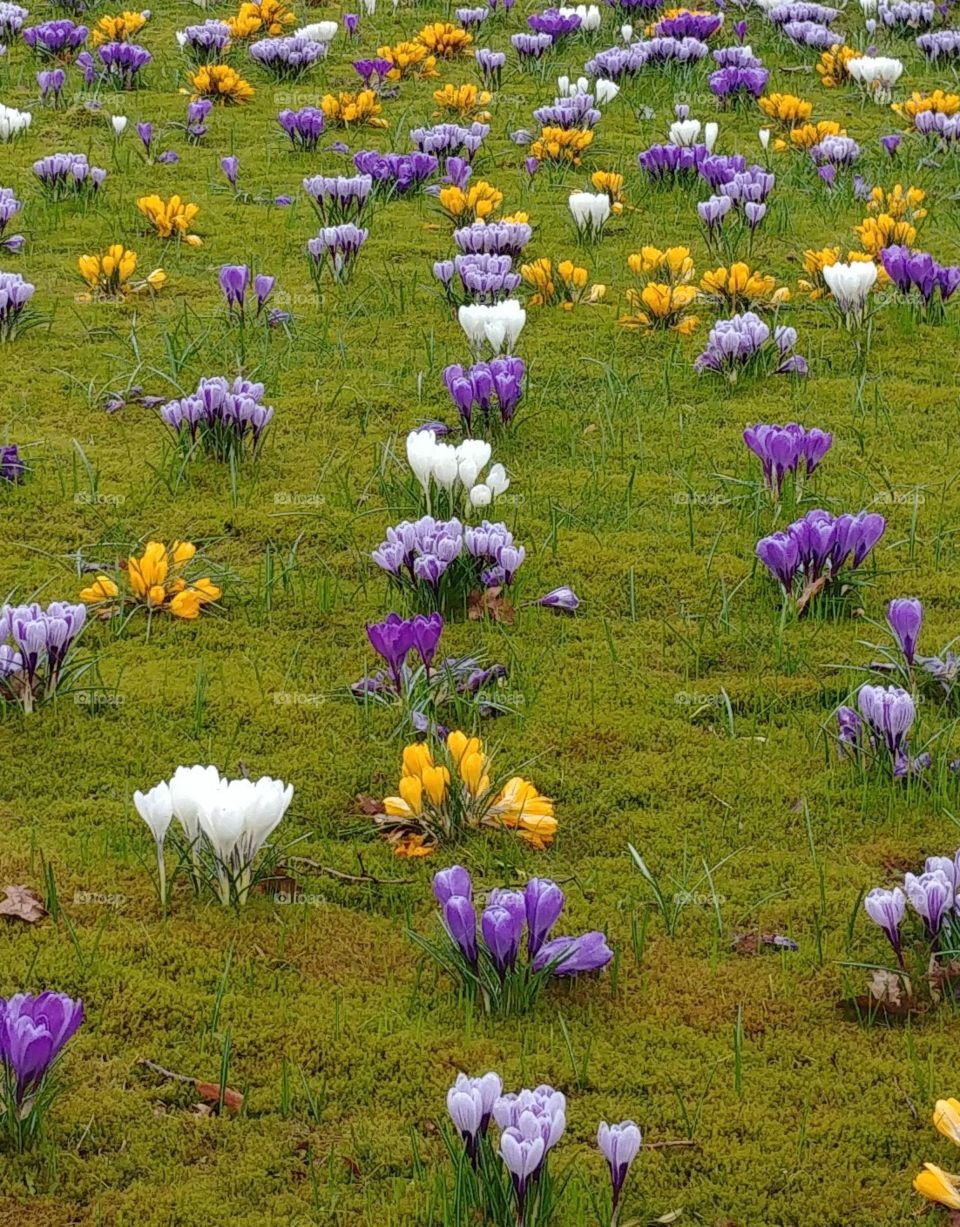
[
  {"left": 220, "top": 155, "right": 239, "bottom": 188},
  {"left": 533, "top": 930, "right": 613, "bottom": 975},
  {"left": 598, "top": 1120, "right": 643, "bottom": 1223},
  {"left": 0, "top": 444, "right": 25, "bottom": 483},
  {"left": 433, "top": 865, "right": 472, "bottom": 906},
  {"left": 524, "top": 878, "right": 564, "bottom": 956},
  {"left": 904, "top": 870, "right": 954, "bottom": 939},
  {"left": 0, "top": 991, "right": 84, "bottom": 1107},
  {"left": 447, "top": 1071, "right": 502, "bottom": 1161},
  {"left": 857, "top": 683, "right": 916, "bottom": 764},
  {"left": 535, "top": 586, "right": 579, "bottom": 612},
  {"left": 219, "top": 264, "right": 250, "bottom": 313},
  {"left": 444, "top": 894, "right": 478, "bottom": 964},
  {"left": 864, "top": 886, "right": 906, "bottom": 965},
  {"left": 481, "top": 903, "right": 523, "bottom": 976},
  {"left": 742, "top": 423, "right": 832, "bottom": 496},
  {"left": 366, "top": 612, "right": 414, "bottom": 687},
  {"left": 887, "top": 598, "right": 923, "bottom": 666}
]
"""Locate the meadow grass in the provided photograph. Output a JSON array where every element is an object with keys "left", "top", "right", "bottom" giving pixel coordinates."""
[{"left": 2, "top": 0, "right": 960, "bottom": 1223}]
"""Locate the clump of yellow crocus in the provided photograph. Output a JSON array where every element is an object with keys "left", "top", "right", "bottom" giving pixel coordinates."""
[
  {"left": 627, "top": 245, "right": 695, "bottom": 285},
  {"left": 896, "top": 89, "right": 960, "bottom": 119},
  {"left": 529, "top": 126, "right": 593, "bottom": 165},
  {"left": 80, "top": 541, "right": 221, "bottom": 620},
  {"left": 621, "top": 283, "right": 699, "bottom": 334},
  {"left": 137, "top": 195, "right": 202, "bottom": 245},
  {"left": 438, "top": 181, "right": 502, "bottom": 222},
  {"left": 379, "top": 731, "right": 556, "bottom": 856},
  {"left": 77, "top": 245, "right": 165, "bottom": 300},
  {"left": 433, "top": 82, "right": 492, "bottom": 120},
  {"left": 856, "top": 212, "right": 917, "bottom": 256},
  {"left": 417, "top": 22, "right": 473, "bottom": 58},
  {"left": 321, "top": 90, "right": 388, "bottom": 128},
  {"left": 91, "top": 10, "right": 150, "bottom": 45},
  {"left": 190, "top": 64, "right": 255, "bottom": 105},
  {"left": 521, "top": 257, "right": 605, "bottom": 308},
  {"left": 775, "top": 119, "right": 845, "bottom": 151},
  {"left": 758, "top": 92, "right": 813, "bottom": 126},
  {"left": 378, "top": 41, "right": 437, "bottom": 80},
  {"left": 867, "top": 183, "right": 926, "bottom": 222},
  {"left": 815, "top": 45, "right": 861, "bottom": 88},
  {"left": 914, "top": 1100, "right": 960, "bottom": 1210},
  {"left": 699, "top": 263, "right": 790, "bottom": 309},
  {"left": 227, "top": 0, "right": 295, "bottom": 39}
]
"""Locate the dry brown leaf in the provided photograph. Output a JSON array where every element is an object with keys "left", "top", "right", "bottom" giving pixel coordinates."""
[
  {"left": 194, "top": 1081, "right": 243, "bottom": 1114},
  {"left": 0, "top": 885, "right": 47, "bottom": 924},
  {"left": 356, "top": 794, "right": 385, "bottom": 815},
  {"left": 468, "top": 586, "right": 515, "bottom": 624},
  {"left": 795, "top": 575, "right": 827, "bottom": 615}
]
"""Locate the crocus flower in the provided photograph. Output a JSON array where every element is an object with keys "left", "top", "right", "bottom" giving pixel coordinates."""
[
  {"left": 858, "top": 683, "right": 915, "bottom": 763},
  {"left": 524, "top": 878, "right": 564, "bottom": 956},
  {"left": 904, "top": 870, "right": 954, "bottom": 938},
  {"left": 220, "top": 155, "right": 239, "bottom": 187},
  {"left": 444, "top": 894, "right": 478, "bottom": 964},
  {"left": 887, "top": 598, "right": 923, "bottom": 665},
  {"left": 864, "top": 886, "right": 906, "bottom": 964},
  {"left": 447, "top": 1071, "right": 502, "bottom": 1160},
  {"left": 481, "top": 903, "right": 524, "bottom": 975},
  {"left": 433, "top": 864, "right": 472, "bottom": 905},
  {"left": 533, "top": 930, "right": 613, "bottom": 974},
  {"left": 0, "top": 991, "right": 84, "bottom": 1125},
  {"left": 133, "top": 780, "right": 173, "bottom": 904},
  {"left": 535, "top": 586, "right": 579, "bottom": 611},
  {"left": 598, "top": 1120, "right": 643, "bottom": 1223}
]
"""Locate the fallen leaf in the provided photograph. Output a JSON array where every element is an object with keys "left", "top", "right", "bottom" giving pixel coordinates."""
[
  {"left": 468, "top": 586, "right": 515, "bottom": 625},
  {"left": 194, "top": 1081, "right": 244, "bottom": 1114},
  {"left": 0, "top": 885, "right": 47, "bottom": 924},
  {"left": 356, "top": 794, "right": 385, "bottom": 815},
  {"left": 732, "top": 931, "right": 798, "bottom": 956},
  {"left": 796, "top": 575, "right": 827, "bottom": 615}
]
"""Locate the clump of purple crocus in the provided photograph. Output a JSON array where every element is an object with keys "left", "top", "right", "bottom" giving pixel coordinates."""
[
  {"left": 353, "top": 150, "right": 438, "bottom": 196},
  {"left": 864, "top": 850, "right": 960, "bottom": 975},
  {"left": 410, "top": 122, "right": 490, "bottom": 160},
  {"left": 780, "top": 20, "right": 841, "bottom": 48},
  {"left": 185, "top": 97, "right": 213, "bottom": 143},
  {"left": 306, "top": 223, "right": 369, "bottom": 285},
  {"left": 695, "top": 312, "right": 806, "bottom": 379},
  {"left": 709, "top": 62, "right": 769, "bottom": 102},
  {"left": 430, "top": 867, "right": 613, "bottom": 1013},
  {"left": 372, "top": 516, "right": 526, "bottom": 610},
  {"left": 443, "top": 357, "right": 525, "bottom": 430},
  {"left": 528, "top": 7, "right": 582, "bottom": 38},
  {"left": 879, "top": 0, "right": 935, "bottom": 29},
  {"left": 511, "top": 30, "right": 555, "bottom": 60},
  {"left": 352, "top": 56, "right": 393, "bottom": 86},
  {"left": 218, "top": 264, "right": 275, "bottom": 320},
  {"left": 458, "top": 6, "right": 490, "bottom": 28},
  {"left": 0, "top": 601, "right": 87, "bottom": 713},
  {"left": 159, "top": 375, "right": 274, "bottom": 460},
  {"left": 767, "top": 1, "right": 839, "bottom": 23},
  {"left": 810, "top": 134, "right": 860, "bottom": 169},
  {"left": 756, "top": 507, "right": 885, "bottom": 602},
  {"left": 365, "top": 611, "right": 443, "bottom": 690},
  {"left": 454, "top": 220, "right": 532, "bottom": 258},
  {"left": 837, "top": 684, "right": 927, "bottom": 778},
  {"left": 33, "top": 152, "right": 105, "bottom": 199},
  {"left": 497, "top": 1086, "right": 567, "bottom": 1220},
  {"left": 0, "top": 991, "right": 84, "bottom": 1150},
  {"left": 278, "top": 106, "right": 325, "bottom": 151},
  {"left": 742, "top": 422, "right": 832, "bottom": 498},
  {"left": 658, "top": 10, "right": 723, "bottom": 37},
  {"left": 917, "top": 29, "right": 960, "bottom": 58},
  {"left": 22, "top": 19, "right": 88, "bottom": 58},
  {"left": 436, "top": 253, "right": 521, "bottom": 304},
  {"left": 0, "top": 271, "right": 35, "bottom": 341},
  {"left": 639, "top": 141, "right": 711, "bottom": 182},
  {"left": 37, "top": 68, "right": 66, "bottom": 104},
  {"left": 0, "top": 4, "right": 28, "bottom": 41},
  {"left": 880, "top": 244, "right": 960, "bottom": 319},
  {"left": 97, "top": 41, "right": 152, "bottom": 88},
  {"left": 249, "top": 35, "right": 326, "bottom": 80},
  {"left": 0, "top": 187, "right": 23, "bottom": 253},
  {"left": 303, "top": 173, "right": 372, "bottom": 224},
  {"left": 475, "top": 46, "right": 506, "bottom": 86},
  {"left": 0, "top": 443, "right": 25, "bottom": 483},
  {"left": 533, "top": 93, "right": 601, "bottom": 129},
  {"left": 176, "top": 20, "right": 232, "bottom": 64}
]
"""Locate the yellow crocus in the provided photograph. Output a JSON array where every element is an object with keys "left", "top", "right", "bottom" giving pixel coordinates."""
[
  {"left": 897, "top": 89, "right": 960, "bottom": 118},
  {"left": 227, "top": 0, "right": 295, "bottom": 39},
  {"left": 778, "top": 120, "right": 844, "bottom": 151},
  {"left": 190, "top": 64, "right": 254, "bottom": 105},
  {"left": 91, "top": 10, "right": 149, "bottom": 45},
  {"left": 422, "top": 764, "right": 450, "bottom": 806},
  {"left": 127, "top": 542, "right": 168, "bottom": 598},
  {"left": 529, "top": 126, "right": 593, "bottom": 165},
  {"left": 79, "top": 576, "right": 119, "bottom": 603},
  {"left": 815, "top": 45, "right": 861, "bottom": 88},
  {"left": 758, "top": 92, "right": 813, "bottom": 126},
  {"left": 700, "top": 263, "right": 788, "bottom": 307},
  {"left": 321, "top": 90, "right": 387, "bottom": 128},
  {"left": 459, "top": 750, "right": 490, "bottom": 797},
  {"left": 137, "top": 195, "right": 202, "bottom": 245},
  {"left": 621, "top": 282, "right": 699, "bottom": 334},
  {"left": 856, "top": 212, "right": 916, "bottom": 256},
  {"left": 438, "top": 181, "right": 502, "bottom": 222},
  {"left": 627, "top": 245, "right": 694, "bottom": 284},
  {"left": 433, "top": 82, "right": 491, "bottom": 118},
  {"left": 914, "top": 1163, "right": 960, "bottom": 1210},
  {"left": 417, "top": 22, "right": 472, "bottom": 58},
  {"left": 934, "top": 1099, "right": 960, "bottom": 1146},
  {"left": 447, "top": 731, "right": 482, "bottom": 766}
]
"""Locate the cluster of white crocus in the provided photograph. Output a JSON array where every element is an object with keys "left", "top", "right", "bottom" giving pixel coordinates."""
[
  {"left": 568, "top": 191, "right": 611, "bottom": 240},
  {"left": 846, "top": 55, "right": 904, "bottom": 103},
  {"left": 458, "top": 300, "right": 526, "bottom": 355},
  {"left": 669, "top": 118, "right": 718, "bottom": 150},
  {"left": 0, "top": 103, "right": 31, "bottom": 142},
  {"left": 134, "top": 765, "right": 294, "bottom": 906},
  {"left": 557, "top": 74, "right": 590, "bottom": 96},
  {"left": 296, "top": 20, "right": 338, "bottom": 41},
  {"left": 859, "top": 0, "right": 879, "bottom": 15},
  {"left": 557, "top": 4, "right": 602, "bottom": 30},
  {"left": 406, "top": 430, "right": 509, "bottom": 511},
  {"left": 822, "top": 260, "right": 877, "bottom": 326}
]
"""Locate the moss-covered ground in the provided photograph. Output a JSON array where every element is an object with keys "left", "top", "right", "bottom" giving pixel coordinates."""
[{"left": 2, "top": 1, "right": 960, "bottom": 1223}]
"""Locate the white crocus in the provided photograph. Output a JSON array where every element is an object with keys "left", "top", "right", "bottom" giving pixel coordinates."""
[
  {"left": 456, "top": 439, "right": 492, "bottom": 491},
  {"left": 296, "top": 21, "right": 337, "bottom": 41},
  {"left": 133, "top": 781, "right": 174, "bottom": 905},
  {"left": 470, "top": 463, "right": 509, "bottom": 508},
  {"left": 759, "top": 127, "right": 771, "bottom": 149},
  {"left": 432, "top": 443, "right": 460, "bottom": 491},
  {"left": 0, "top": 104, "right": 31, "bottom": 142},
  {"left": 112, "top": 115, "right": 128, "bottom": 138},
  {"left": 195, "top": 773, "right": 294, "bottom": 904},
  {"left": 458, "top": 301, "right": 526, "bottom": 355},
  {"left": 846, "top": 55, "right": 903, "bottom": 103},
  {"left": 558, "top": 4, "right": 601, "bottom": 30},
  {"left": 620, "top": 23, "right": 633, "bottom": 41},
  {"left": 594, "top": 78, "right": 619, "bottom": 105},
  {"left": 822, "top": 260, "right": 877, "bottom": 325},
  {"left": 859, "top": 0, "right": 878, "bottom": 14},
  {"left": 704, "top": 121, "right": 718, "bottom": 152},
  {"left": 568, "top": 190, "right": 611, "bottom": 240},
  {"left": 669, "top": 118, "right": 701, "bottom": 147},
  {"left": 407, "top": 429, "right": 438, "bottom": 495},
  {"left": 405, "top": 432, "right": 507, "bottom": 512}
]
